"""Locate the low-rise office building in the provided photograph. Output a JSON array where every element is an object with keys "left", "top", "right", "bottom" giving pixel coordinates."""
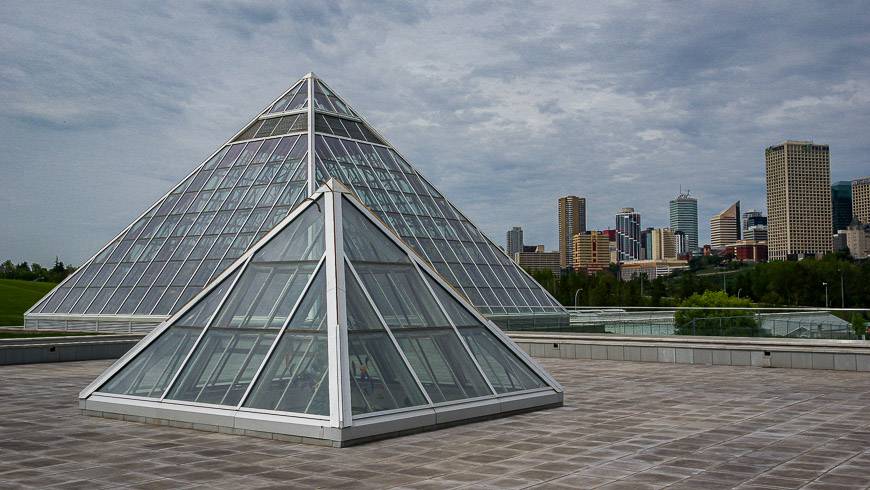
[{"left": 619, "top": 259, "right": 689, "bottom": 280}]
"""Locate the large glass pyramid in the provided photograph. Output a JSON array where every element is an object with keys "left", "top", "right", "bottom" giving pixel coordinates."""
[
  {"left": 27, "top": 73, "right": 566, "bottom": 332},
  {"left": 80, "top": 182, "right": 563, "bottom": 446}
]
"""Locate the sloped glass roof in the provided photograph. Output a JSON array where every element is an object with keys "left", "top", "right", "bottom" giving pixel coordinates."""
[
  {"left": 29, "top": 73, "right": 565, "bottom": 333},
  {"left": 32, "top": 136, "right": 309, "bottom": 318},
  {"left": 83, "top": 185, "right": 560, "bottom": 441},
  {"left": 265, "top": 79, "right": 309, "bottom": 115}
]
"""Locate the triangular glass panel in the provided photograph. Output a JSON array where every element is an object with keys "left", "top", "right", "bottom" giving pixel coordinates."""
[
  {"left": 211, "top": 202, "right": 323, "bottom": 330},
  {"left": 459, "top": 326, "right": 546, "bottom": 394},
  {"left": 421, "top": 272, "right": 479, "bottom": 327},
  {"left": 420, "top": 269, "right": 545, "bottom": 393},
  {"left": 82, "top": 182, "right": 562, "bottom": 446},
  {"left": 243, "top": 269, "right": 329, "bottom": 414},
  {"left": 392, "top": 330, "right": 491, "bottom": 403},
  {"left": 266, "top": 79, "right": 308, "bottom": 115},
  {"left": 342, "top": 197, "right": 492, "bottom": 403},
  {"left": 344, "top": 263, "right": 427, "bottom": 414},
  {"left": 345, "top": 262, "right": 383, "bottom": 331},
  {"left": 165, "top": 205, "right": 325, "bottom": 406},
  {"left": 342, "top": 198, "right": 408, "bottom": 264},
  {"left": 314, "top": 80, "right": 355, "bottom": 117},
  {"left": 98, "top": 269, "right": 239, "bottom": 398}
]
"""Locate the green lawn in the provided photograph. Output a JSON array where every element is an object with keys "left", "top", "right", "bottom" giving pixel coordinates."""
[{"left": 0, "top": 278, "right": 57, "bottom": 326}]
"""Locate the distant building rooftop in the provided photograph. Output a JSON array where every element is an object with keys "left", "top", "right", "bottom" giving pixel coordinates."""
[{"left": 4, "top": 358, "right": 870, "bottom": 488}]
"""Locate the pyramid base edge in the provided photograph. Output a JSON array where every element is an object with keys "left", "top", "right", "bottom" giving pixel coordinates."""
[{"left": 81, "top": 390, "right": 563, "bottom": 447}]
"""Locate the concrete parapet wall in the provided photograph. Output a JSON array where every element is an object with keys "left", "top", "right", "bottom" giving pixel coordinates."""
[
  {"left": 508, "top": 332, "right": 870, "bottom": 372},
  {"left": 0, "top": 335, "right": 142, "bottom": 365},
  {"left": 4, "top": 331, "right": 870, "bottom": 373}
]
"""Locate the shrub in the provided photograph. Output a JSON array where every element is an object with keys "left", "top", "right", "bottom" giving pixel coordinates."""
[{"left": 674, "top": 291, "right": 758, "bottom": 337}]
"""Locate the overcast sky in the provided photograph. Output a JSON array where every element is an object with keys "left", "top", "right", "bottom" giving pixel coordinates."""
[{"left": 2, "top": 1, "right": 869, "bottom": 265}]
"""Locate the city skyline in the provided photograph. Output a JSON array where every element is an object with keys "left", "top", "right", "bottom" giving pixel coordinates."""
[{"left": 3, "top": 2, "right": 870, "bottom": 264}]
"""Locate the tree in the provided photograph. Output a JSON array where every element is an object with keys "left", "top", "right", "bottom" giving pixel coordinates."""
[
  {"left": 674, "top": 291, "right": 758, "bottom": 337},
  {"left": 852, "top": 314, "right": 867, "bottom": 339},
  {"left": 0, "top": 258, "right": 77, "bottom": 283}
]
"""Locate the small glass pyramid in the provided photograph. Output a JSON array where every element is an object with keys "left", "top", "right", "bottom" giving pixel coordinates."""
[
  {"left": 27, "top": 73, "right": 567, "bottom": 333},
  {"left": 80, "top": 182, "right": 563, "bottom": 446}
]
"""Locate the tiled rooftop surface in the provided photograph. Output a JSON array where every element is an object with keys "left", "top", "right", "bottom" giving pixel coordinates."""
[{"left": 2, "top": 358, "right": 870, "bottom": 489}]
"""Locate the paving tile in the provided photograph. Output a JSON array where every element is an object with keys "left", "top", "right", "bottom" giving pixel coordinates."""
[{"left": 4, "top": 358, "right": 870, "bottom": 489}]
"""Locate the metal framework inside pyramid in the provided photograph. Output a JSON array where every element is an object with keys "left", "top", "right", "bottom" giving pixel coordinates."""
[
  {"left": 80, "top": 181, "right": 563, "bottom": 445},
  {"left": 26, "top": 73, "right": 567, "bottom": 333}
]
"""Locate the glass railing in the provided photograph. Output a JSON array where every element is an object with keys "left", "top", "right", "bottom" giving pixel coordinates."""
[{"left": 496, "top": 307, "right": 870, "bottom": 340}]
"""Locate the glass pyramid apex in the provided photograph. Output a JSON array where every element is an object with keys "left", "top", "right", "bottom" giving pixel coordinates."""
[
  {"left": 27, "top": 72, "right": 567, "bottom": 335},
  {"left": 80, "top": 182, "right": 562, "bottom": 446}
]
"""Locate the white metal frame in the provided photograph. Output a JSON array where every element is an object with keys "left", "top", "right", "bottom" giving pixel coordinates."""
[
  {"left": 81, "top": 181, "right": 561, "bottom": 444},
  {"left": 31, "top": 73, "right": 564, "bottom": 338},
  {"left": 335, "top": 186, "right": 562, "bottom": 392}
]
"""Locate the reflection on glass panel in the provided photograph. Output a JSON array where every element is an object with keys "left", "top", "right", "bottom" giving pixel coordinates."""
[
  {"left": 421, "top": 273, "right": 479, "bottom": 327},
  {"left": 203, "top": 146, "right": 230, "bottom": 172},
  {"left": 353, "top": 262, "right": 449, "bottom": 329},
  {"left": 316, "top": 80, "right": 355, "bottom": 117},
  {"left": 342, "top": 199, "right": 408, "bottom": 263},
  {"left": 98, "top": 272, "right": 236, "bottom": 398},
  {"left": 165, "top": 199, "right": 326, "bottom": 406},
  {"left": 86, "top": 289, "right": 114, "bottom": 314},
  {"left": 265, "top": 80, "right": 308, "bottom": 115},
  {"left": 243, "top": 334, "right": 329, "bottom": 414},
  {"left": 169, "top": 267, "right": 323, "bottom": 406},
  {"left": 100, "top": 326, "right": 202, "bottom": 397},
  {"left": 345, "top": 263, "right": 381, "bottom": 331},
  {"left": 343, "top": 266, "right": 428, "bottom": 414},
  {"left": 39, "top": 286, "right": 69, "bottom": 313},
  {"left": 255, "top": 139, "right": 281, "bottom": 164},
  {"left": 117, "top": 286, "right": 148, "bottom": 314},
  {"left": 348, "top": 332, "right": 428, "bottom": 415},
  {"left": 267, "top": 80, "right": 304, "bottom": 114},
  {"left": 190, "top": 260, "right": 221, "bottom": 287},
  {"left": 286, "top": 81, "right": 309, "bottom": 111},
  {"left": 153, "top": 286, "right": 183, "bottom": 314},
  {"left": 460, "top": 327, "right": 545, "bottom": 393},
  {"left": 228, "top": 233, "right": 255, "bottom": 257},
  {"left": 58, "top": 288, "right": 85, "bottom": 312},
  {"left": 166, "top": 328, "right": 276, "bottom": 406},
  {"left": 213, "top": 263, "right": 319, "bottom": 330},
  {"left": 68, "top": 288, "right": 97, "bottom": 314},
  {"left": 254, "top": 201, "right": 324, "bottom": 263},
  {"left": 136, "top": 287, "right": 167, "bottom": 315},
  {"left": 243, "top": 273, "right": 328, "bottom": 414},
  {"left": 394, "top": 330, "right": 491, "bottom": 403},
  {"left": 312, "top": 80, "right": 336, "bottom": 113}
]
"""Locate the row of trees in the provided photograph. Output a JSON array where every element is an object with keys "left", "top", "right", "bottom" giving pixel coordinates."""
[
  {"left": 527, "top": 253, "right": 870, "bottom": 309},
  {"left": 0, "top": 259, "right": 76, "bottom": 284}
]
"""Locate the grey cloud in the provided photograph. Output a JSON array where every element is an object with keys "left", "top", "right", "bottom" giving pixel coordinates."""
[{"left": 2, "top": 0, "right": 869, "bottom": 265}]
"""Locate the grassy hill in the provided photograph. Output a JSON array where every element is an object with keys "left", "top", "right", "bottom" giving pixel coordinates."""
[{"left": 0, "top": 279, "right": 56, "bottom": 326}]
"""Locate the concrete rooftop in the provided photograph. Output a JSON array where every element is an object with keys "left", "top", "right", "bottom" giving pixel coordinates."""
[{"left": 2, "top": 358, "right": 870, "bottom": 489}]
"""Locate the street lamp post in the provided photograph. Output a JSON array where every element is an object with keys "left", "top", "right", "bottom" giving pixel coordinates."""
[
  {"left": 737, "top": 288, "right": 742, "bottom": 299},
  {"left": 822, "top": 282, "right": 829, "bottom": 309},
  {"left": 574, "top": 288, "right": 583, "bottom": 308},
  {"left": 839, "top": 268, "right": 845, "bottom": 308}
]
